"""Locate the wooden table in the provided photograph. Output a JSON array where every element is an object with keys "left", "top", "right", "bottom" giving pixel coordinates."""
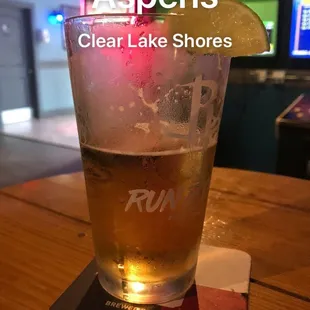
[{"left": 0, "top": 168, "right": 309, "bottom": 310}]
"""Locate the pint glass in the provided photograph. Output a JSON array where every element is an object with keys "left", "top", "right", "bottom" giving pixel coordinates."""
[{"left": 65, "top": 14, "right": 231, "bottom": 304}]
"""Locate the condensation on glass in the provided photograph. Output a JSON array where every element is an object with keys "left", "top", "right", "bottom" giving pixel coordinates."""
[{"left": 65, "top": 14, "right": 231, "bottom": 305}]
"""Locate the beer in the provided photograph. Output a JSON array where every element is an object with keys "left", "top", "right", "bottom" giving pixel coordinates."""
[
  {"left": 81, "top": 139, "right": 216, "bottom": 303},
  {"left": 65, "top": 12, "right": 232, "bottom": 304}
]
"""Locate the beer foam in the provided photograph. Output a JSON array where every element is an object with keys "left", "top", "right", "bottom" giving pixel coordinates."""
[{"left": 81, "top": 132, "right": 203, "bottom": 157}]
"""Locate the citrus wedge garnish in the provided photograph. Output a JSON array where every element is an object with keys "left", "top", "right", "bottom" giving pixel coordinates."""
[{"left": 167, "top": 0, "right": 270, "bottom": 56}]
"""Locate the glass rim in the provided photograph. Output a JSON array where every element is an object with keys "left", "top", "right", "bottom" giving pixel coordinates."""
[{"left": 65, "top": 12, "right": 183, "bottom": 23}]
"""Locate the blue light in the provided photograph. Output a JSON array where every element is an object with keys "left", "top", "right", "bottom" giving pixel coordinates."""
[
  {"left": 48, "top": 12, "right": 64, "bottom": 25},
  {"left": 56, "top": 14, "right": 64, "bottom": 22}
]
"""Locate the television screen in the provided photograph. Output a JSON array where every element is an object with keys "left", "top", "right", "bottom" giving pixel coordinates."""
[
  {"left": 290, "top": 0, "right": 310, "bottom": 58},
  {"left": 241, "top": 0, "right": 279, "bottom": 57}
]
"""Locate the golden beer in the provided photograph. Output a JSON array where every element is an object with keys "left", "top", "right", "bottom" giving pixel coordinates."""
[
  {"left": 81, "top": 141, "right": 216, "bottom": 303},
  {"left": 65, "top": 13, "right": 232, "bottom": 304}
]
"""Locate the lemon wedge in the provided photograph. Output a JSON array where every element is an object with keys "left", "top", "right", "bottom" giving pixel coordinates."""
[{"left": 167, "top": 0, "right": 270, "bottom": 56}]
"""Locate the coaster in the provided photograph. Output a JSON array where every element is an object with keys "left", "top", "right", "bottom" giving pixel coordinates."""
[{"left": 51, "top": 245, "right": 251, "bottom": 310}]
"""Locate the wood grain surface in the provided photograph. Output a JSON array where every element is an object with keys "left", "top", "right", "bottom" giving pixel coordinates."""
[
  {"left": 1, "top": 168, "right": 310, "bottom": 309},
  {"left": 0, "top": 195, "right": 92, "bottom": 310},
  {"left": 249, "top": 283, "right": 310, "bottom": 310},
  {"left": 210, "top": 168, "right": 310, "bottom": 213}
]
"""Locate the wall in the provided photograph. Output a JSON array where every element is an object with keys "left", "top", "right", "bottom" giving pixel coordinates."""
[
  {"left": 8, "top": 0, "right": 80, "bottom": 115},
  {"left": 216, "top": 83, "right": 309, "bottom": 174}
]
